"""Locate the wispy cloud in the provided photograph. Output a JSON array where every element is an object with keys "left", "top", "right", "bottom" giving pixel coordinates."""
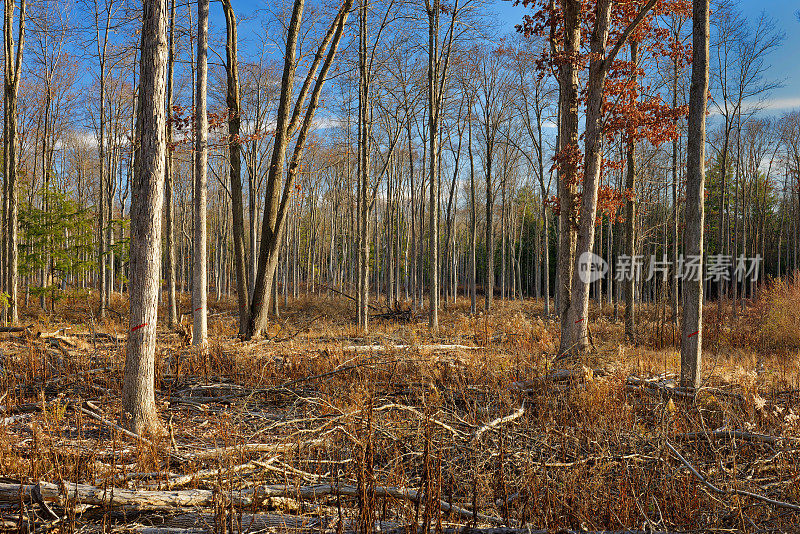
[{"left": 757, "top": 97, "right": 800, "bottom": 111}]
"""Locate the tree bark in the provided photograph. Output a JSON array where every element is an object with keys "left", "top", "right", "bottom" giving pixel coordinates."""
[
  {"left": 3, "top": 0, "right": 24, "bottom": 325},
  {"left": 555, "top": 0, "right": 580, "bottom": 345},
  {"left": 246, "top": 0, "right": 352, "bottom": 339},
  {"left": 164, "top": 0, "right": 177, "bottom": 328},
  {"left": 357, "top": 0, "right": 370, "bottom": 333},
  {"left": 680, "top": 0, "right": 709, "bottom": 389},
  {"left": 221, "top": 0, "right": 249, "bottom": 336},
  {"left": 192, "top": 0, "right": 209, "bottom": 346},
  {"left": 624, "top": 42, "right": 639, "bottom": 344},
  {"left": 561, "top": 0, "right": 613, "bottom": 355},
  {"left": 122, "top": 0, "right": 168, "bottom": 436},
  {"left": 427, "top": 0, "right": 440, "bottom": 332},
  {"left": 468, "top": 114, "right": 476, "bottom": 314}
]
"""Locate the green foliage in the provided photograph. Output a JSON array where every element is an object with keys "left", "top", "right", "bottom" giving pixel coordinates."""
[{"left": 19, "top": 186, "right": 95, "bottom": 301}]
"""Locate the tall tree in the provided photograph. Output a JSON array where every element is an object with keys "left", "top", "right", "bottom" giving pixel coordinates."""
[
  {"left": 710, "top": 8, "right": 782, "bottom": 298},
  {"left": 680, "top": 0, "right": 709, "bottom": 389},
  {"left": 559, "top": 0, "right": 662, "bottom": 356},
  {"left": 122, "top": 0, "right": 168, "bottom": 436},
  {"left": 245, "top": 0, "right": 354, "bottom": 339},
  {"left": 623, "top": 41, "right": 638, "bottom": 344},
  {"left": 87, "top": 0, "right": 117, "bottom": 318},
  {"left": 164, "top": 0, "right": 177, "bottom": 328},
  {"left": 356, "top": 0, "right": 370, "bottom": 333},
  {"left": 192, "top": 0, "right": 209, "bottom": 346},
  {"left": 221, "top": 0, "right": 248, "bottom": 336},
  {"left": 3, "top": 0, "right": 24, "bottom": 324}
]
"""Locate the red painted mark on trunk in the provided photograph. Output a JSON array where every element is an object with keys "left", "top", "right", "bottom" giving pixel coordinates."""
[
  {"left": 575, "top": 318, "right": 584, "bottom": 324},
  {"left": 131, "top": 323, "right": 148, "bottom": 332},
  {"left": 688, "top": 330, "right": 699, "bottom": 338},
  {"left": 194, "top": 307, "right": 202, "bottom": 312}
]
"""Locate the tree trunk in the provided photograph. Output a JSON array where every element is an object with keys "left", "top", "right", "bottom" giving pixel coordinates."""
[
  {"left": 468, "top": 116, "right": 476, "bottom": 314},
  {"left": 222, "top": 0, "right": 249, "bottom": 336},
  {"left": 561, "top": 0, "right": 613, "bottom": 355},
  {"left": 624, "top": 43, "right": 639, "bottom": 344},
  {"left": 427, "top": 0, "right": 439, "bottom": 332},
  {"left": 192, "top": 0, "right": 209, "bottom": 346},
  {"left": 3, "top": 0, "right": 24, "bottom": 325},
  {"left": 671, "top": 48, "right": 679, "bottom": 331},
  {"left": 164, "top": 0, "right": 177, "bottom": 328},
  {"left": 484, "top": 142, "right": 493, "bottom": 312},
  {"left": 246, "top": 0, "right": 352, "bottom": 339},
  {"left": 122, "top": 0, "right": 168, "bottom": 436},
  {"left": 680, "top": 0, "right": 709, "bottom": 389},
  {"left": 555, "top": 0, "right": 580, "bottom": 345},
  {"left": 357, "top": 0, "right": 370, "bottom": 333}
]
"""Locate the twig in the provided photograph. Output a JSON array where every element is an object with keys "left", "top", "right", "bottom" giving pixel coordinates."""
[
  {"left": 665, "top": 440, "right": 800, "bottom": 512},
  {"left": 474, "top": 404, "right": 525, "bottom": 440}
]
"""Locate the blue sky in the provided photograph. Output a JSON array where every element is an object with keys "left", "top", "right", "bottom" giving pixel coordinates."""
[
  {"left": 730, "top": 0, "right": 800, "bottom": 111},
  {"left": 492, "top": 0, "right": 800, "bottom": 112},
  {"left": 222, "top": 0, "right": 799, "bottom": 113}
]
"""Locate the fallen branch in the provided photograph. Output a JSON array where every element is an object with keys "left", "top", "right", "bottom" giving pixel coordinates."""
[
  {"left": 0, "top": 481, "right": 507, "bottom": 524},
  {"left": 675, "top": 430, "right": 799, "bottom": 445},
  {"left": 665, "top": 440, "right": 800, "bottom": 512},
  {"left": 178, "top": 442, "right": 315, "bottom": 463},
  {"left": 70, "top": 403, "right": 187, "bottom": 463},
  {"left": 625, "top": 377, "right": 694, "bottom": 399},
  {"left": 342, "top": 344, "right": 481, "bottom": 353},
  {"left": 474, "top": 404, "right": 525, "bottom": 440},
  {"left": 166, "top": 458, "right": 273, "bottom": 488},
  {"left": 375, "top": 403, "right": 466, "bottom": 438}
]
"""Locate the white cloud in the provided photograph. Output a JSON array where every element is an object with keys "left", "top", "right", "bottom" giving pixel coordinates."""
[{"left": 757, "top": 97, "right": 800, "bottom": 111}]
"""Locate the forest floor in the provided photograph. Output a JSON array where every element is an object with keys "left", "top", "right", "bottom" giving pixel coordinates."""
[{"left": 1, "top": 284, "right": 800, "bottom": 534}]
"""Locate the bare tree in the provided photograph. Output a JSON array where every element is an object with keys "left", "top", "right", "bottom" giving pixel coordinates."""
[
  {"left": 559, "top": 0, "right": 658, "bottom": 356},
  {"left": 192, "top": 0, "right": 209, "bottom": 346},
  {"left": 3, "top": 0, "right": 24, "bottom": 324},
  {"left": 680, "top": 0, "right": 710, "bottom": 389},
  {"left": 221, "top": 0, "right": 248, "bottom": 336},
  {"left": 245, "top": 0, "right": 354, "bottom": 339},
  {"left": 710, "top": 7, "right": 783, "bottom": 299},
  {"left": 164, "top": 0, "right": 177, "bottom": 328},
  {"left": 122, "top": 0, "right": 168, "bottom": 436}
]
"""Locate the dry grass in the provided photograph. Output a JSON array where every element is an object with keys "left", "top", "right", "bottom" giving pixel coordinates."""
[{"left": 1, "top": 284, "right": 799, "bottom": 533}]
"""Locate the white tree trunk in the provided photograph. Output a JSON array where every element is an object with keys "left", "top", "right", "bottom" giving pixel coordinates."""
[{"left": 192, "top": 0, "right": 209, "bottom": 346}]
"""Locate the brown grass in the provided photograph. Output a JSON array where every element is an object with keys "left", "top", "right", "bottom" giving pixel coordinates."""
[{"left": 1, "top": 284, "right": 799, "bottom": 532}]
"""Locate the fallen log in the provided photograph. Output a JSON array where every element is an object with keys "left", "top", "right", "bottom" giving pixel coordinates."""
[
  {"left": 0, "top": 325, "right": 33, "bottom": 333},
  {"left": 71, "top": 332, "right": 124, "bottom": 342},
  {"left": 130, "top": 512, "right": 400, "bottom": 532},
  {"left": 0, "top": 481, "right": 506, "bottom": 525}
]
